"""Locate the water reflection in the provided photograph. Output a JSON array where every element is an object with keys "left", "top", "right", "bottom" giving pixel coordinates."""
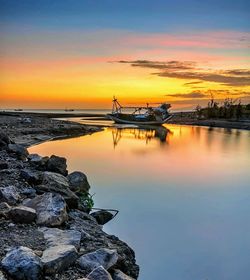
[
  {"left": 28, "top": 125, "right": 250, "bottom": 280},
  {"left": 110, "top": 125, "right": 171, "bottom": 148}
]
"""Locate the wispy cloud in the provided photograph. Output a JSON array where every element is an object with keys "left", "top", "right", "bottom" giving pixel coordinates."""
[
  {"left": 166, "top": 92, "right": 207, "bottom": 98},
  {"left": 116, "top": 60, "right": 250, "bottom": 86},
  {"left": 166, "top": 89, "right": 250, "bottom": 99}
]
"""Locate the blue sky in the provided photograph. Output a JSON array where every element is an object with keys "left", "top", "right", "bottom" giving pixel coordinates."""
[{"left": 1, "top": 0, "right": 249, "bottom": 33}]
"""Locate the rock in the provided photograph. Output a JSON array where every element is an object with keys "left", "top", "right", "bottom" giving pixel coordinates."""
[
  {"left": 7, "top": 144, "right": 28, "bottom": 159},
  {"left": 38, "top": 171, "right": 79, "bottom": 208},
  {"left": 23, "top": 192, "right": 68, "bottom": 226},
  {"left": 40, "top": 227, "right": 81, "bottom": 249},
  {"left": 0, "top": 202, "right": 11, "bottom": 218},
  {"left": 34, "top": 250, "right": 43, "bottom": 257},
  {"left": 67, "top": 171, "right": 90, "bottom": 193},
  {"left": 87, "top": 266, "right": 112, "bottom": 280},
  {"left": 1, "top": 246, "right": 43, "bottom": 280},
  {"left": 27, "top": 153, "right": 43, "bottom": 163},
  {"left": 8, "top": 205, "right": 37, "bottom": 223},
  {"left": 28, "top": 155, "right": 49, "bottom": 170},
  {"left": 41, "top": 245, "right": 78, "bottom": 274},
  {"left": 0, "top": 270, "right": 7, "bottom": 280},
  {"left": 78, "top": 248, "right": 118, "bottom": 272},
  {"left": 47, "top": 155, "right": 67, "bottom": 176},
  {"left": 0, "top": 161, "right": 8, "bottom": 170},
  {"left": 0, "top": 132, "right": 11, "bottom": 147},
  {"left": 20, "top": 188, "right": 36, "bottom": 198},
  {"left": 21, "top": 117, "right": 32, "bottom": 124},
  {"left": 91, "top": 210, "right": 114, "bottom": 225},
  {"left": 112, "top": 269, "right": 135, "bottom": 280},
  {"left": 20, "top": 169, "right": 42, "bottom": 185},
  {"left": 0, "top": 186, "right": 20, "bottom": 205}
]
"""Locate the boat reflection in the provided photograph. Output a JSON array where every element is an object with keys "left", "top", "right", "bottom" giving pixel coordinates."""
[{"left": 108, "top": 125, "right": 172, "bottom": 148}]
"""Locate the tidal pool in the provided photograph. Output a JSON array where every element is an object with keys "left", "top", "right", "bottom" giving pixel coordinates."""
[{"left": 29, "top": 124, "right": 250, "bottom": 280}]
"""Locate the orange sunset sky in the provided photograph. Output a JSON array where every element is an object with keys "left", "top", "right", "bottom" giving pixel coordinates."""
[{"left": 0, "top": 1, "right": 250, "bottom": 110}]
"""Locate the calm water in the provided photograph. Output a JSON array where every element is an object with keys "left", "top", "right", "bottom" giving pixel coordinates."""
[{"left": 29, "top": 124, "right": 250, "bottom": 280}]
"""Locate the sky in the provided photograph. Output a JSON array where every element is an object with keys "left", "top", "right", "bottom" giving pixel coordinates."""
[{"left": 0, "top": 0, "right": 250, "bottom": 109}]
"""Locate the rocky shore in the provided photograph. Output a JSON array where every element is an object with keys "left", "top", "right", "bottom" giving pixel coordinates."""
[
  {"left": 168, "top": 113, "right": 250, "bottom": 130},
  {"left": 0, "top": 115, "right": 139, "bottom": 280}
]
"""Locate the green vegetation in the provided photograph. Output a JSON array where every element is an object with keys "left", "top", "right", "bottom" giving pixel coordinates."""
[{"left": 78, "top": 192, "right": 95, "bottom": 211}]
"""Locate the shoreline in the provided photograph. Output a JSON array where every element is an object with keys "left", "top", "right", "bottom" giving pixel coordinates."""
[
  {"left": 1, "top": 111, "right": 250, "bottom": 131},
  {"left": 0, "top": 114, "right": 139, "bottom": 280}
]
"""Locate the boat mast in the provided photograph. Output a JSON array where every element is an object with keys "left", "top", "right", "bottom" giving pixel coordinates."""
[{"left": 112, "top": 96, "right": 122, "bottom": 114}]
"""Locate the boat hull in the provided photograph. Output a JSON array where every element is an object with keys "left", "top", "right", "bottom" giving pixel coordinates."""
[{"left": 107, "top": 114, "right": 172, "bottom": 126}]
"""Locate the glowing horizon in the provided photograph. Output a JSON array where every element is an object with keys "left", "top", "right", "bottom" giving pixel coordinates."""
[{"left": 0, "top": 1, "right": 250, "bottom": 109}]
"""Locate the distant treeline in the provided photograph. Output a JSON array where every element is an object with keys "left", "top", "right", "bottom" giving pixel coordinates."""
[{"left": 196, "top": 98, "right": 250, "bottom": 120}]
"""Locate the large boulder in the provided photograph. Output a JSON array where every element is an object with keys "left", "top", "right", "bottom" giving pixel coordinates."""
[
  {"left": 67, "top": 171, "right": 90, "bottom": 193},
  {"left": 0, "top": 186, "right": 20, "bottom": 205},
  {"left": 91, "top": 210, "right": 114, "bottom": 225},
  {"left": 20, "top": 169, "right": 42, "bottom": 185},
  {"left": 39, "top": 227, "right": 81, "bottom": 249},
  {"left": 47, "top": 155, "right": 67, "bottom": 176},
  {"left": 37, "top": 171, "right": 79, "bottom": 208},
  {"left": 8, "top": 205, "right": 37, "bottom": 224},
  {"left": 41, "top": 245, "right": 78, "bottom": 274},
  {"left": 78, "top": 248, "right": 118, "bottom": 272},
  {"left": 87, "top": 266, "right": 112, "bottom": 280},
  {"left": 28, "top": 154, "right": 49, "bottom": 170},
  {"left": 1, "top": 246, "right": 43, "bottom": 280},
  {"left": 23, "top": 193, "right": 68, "bottom": 226},
  {"left": 7, "top": 144, "right": 28, "bottom": 159},
  {"left": 112, "top": 269, "right": 135, "bottom": 280}
]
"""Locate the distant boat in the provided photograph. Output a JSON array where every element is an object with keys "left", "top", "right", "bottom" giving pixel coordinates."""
[
  {"left": 107, "top": 97, "right": 172, "bottom": 126},
  {"left": 65, "top": 108, "right": 75, "bottom": 112},
  {"left": 14, "top": 109, "right": 23, "bottom": 111}
]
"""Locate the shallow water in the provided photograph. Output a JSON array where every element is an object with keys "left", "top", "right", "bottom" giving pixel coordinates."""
[{"left": 29, "top": 124, "right": 250, "bottom": 280}]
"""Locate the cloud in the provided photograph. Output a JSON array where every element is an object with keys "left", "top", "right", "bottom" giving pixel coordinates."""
[
  {"left": 116, "top": 60, "right": 195, "bottom": 70},
  {"left": 184, "top": 81, "right": 203, "bottom": 86},
  {"left": 116, "top": 60, "right": 250, "bottom": 86},
  {"left": 166, "top": 92, "right": 207, "bottom": 98},
  {"left": 166, "top": 89, "right": 250, "bottom": 100}
]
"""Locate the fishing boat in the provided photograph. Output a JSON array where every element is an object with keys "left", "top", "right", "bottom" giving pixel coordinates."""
[
  {"left": 65, "top": 108, "right": 75, "bottom": 112},
  {"left": 107, "top": 97, "right": 172, "bottom": 125}
]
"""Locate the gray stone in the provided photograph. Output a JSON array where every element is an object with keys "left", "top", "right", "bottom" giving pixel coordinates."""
[
  {"left": 27, "top": 153, "right": 43, "bottom": 163},
  {"left": 8, "top": 205, "right": 37, "bottom": 223},
  {"left": 67, "top": 171, "right": 90, "bottom": 193},
  {"left": 91, "top": 210, "right": 114, "bottom": 225},
  {"left": 0, "top": 132, "right": 11, "bottom": 146},
  {"left": 20, "top": 169, "right": 42, "bottom": 185},
  {"left": 41, "top": 245, "right": 78, "bottom": 274},
  {"left": 20, "top": 188, "right": 36, "bottom": 198},
  {"left": 0, "top": 202, "right": 11, "bottom": 218},
  {"left": 40, "top": 227, "right": 81, "bottom": 249},
  {"left": 112, "top": 269, "right": 135, "bottom": 280},
  {"left": 0, "top": 270, "right": 7, "bottom": 280},
  {"left": 87, "top": 266, "right": 112, "bottom": 280},
  {"left": 0, "top": 161, "right": 8, "bottom": 170},
  {"left": 7, "top": 144, "right": 28, "bottom": 159},
  {"left": 78, "top": 248, "right": 118, "bottom": 272},
  {"left": 23, "top": 192, "right": 68, "bottom": 226},
  {"left": 1, "top": 246, "right": 43, "bottom": 280},
  {"left": 38, "top": 171, "right": 79, "bottom": 208},
  {"left": 47, "top": 155, "right": 67, "bottom": 176},
  {"left": 0, "top": 186, "right": 20, "bottom": 205}
]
